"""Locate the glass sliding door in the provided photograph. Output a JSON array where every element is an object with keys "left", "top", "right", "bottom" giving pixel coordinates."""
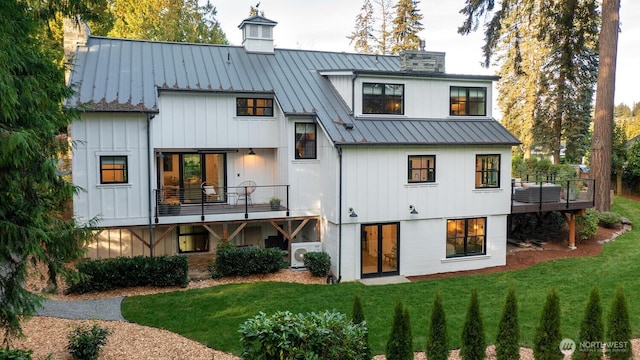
[
  {"left": 361, "top": 223, "right": 399, "bottom": 278},
  {"left": 158, "top": 152, "right": 227, "bottom": 204}
]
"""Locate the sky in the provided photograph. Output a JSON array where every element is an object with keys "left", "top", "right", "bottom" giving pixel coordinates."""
[{"left": 212, "top": 0, "right": 639, "bottom": 108}]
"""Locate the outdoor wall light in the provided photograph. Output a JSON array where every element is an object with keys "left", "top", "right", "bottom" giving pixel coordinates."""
[
  {"left": 348, "top": 207, "right": 358, "bottom": 217},
  {"left": 248, "top": 148, "right": 256, "bottom": 155},
  {"left": 409, "top": 205, "right": 418, "bottom": 214}
]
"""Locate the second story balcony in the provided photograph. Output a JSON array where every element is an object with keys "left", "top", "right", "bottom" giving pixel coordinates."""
[{"left": 154, "top": 183, "right": 290, "bottom": 223}]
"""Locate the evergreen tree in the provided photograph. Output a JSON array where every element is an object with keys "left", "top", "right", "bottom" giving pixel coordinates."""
[
  {"left": 348, "top": 0, "right": 375, "bottom": 54},
  {"left": 0, "top": 0, "right": 95, "bottom": 339},
  {"left": 496, "top": 287, "right": 520, "bottom": 360},
  {"left": 426, "top": 292, "right": 449, "bottom": 360},
  {"left": 460, "top": 289, "right": 486, "bottom": 360},
  {"left": 386, "top": 300, "right": 413, "bottom": 360},
  {"left": 533, "top": 289, "right": 563, "bottom": 360},
  {"left": 352, "top": 294, "right": 371, "bottom": 360},
  {"left": 577, "top": 287, "right": 604, "bottom": 360},
  {"left": 390, "top": 0, "right": 424, "bottom": 55},
  {"left": 607, "top": 287, "right": 632, "bottom": 360}
]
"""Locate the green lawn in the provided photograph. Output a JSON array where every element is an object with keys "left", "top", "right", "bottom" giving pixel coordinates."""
[{"left": 122, "top": 197, "right": 640, "bottom": 356}]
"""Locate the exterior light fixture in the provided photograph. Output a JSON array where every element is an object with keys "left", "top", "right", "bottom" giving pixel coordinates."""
[
  {"left": 409, "top": 205, "right": 418, "bottom": 214},
  {"left": 348, "top": 207, "right": 358, "bottom": 217},
  {"left": 248, "top": 148, "right": 256, "bottom": 155}
]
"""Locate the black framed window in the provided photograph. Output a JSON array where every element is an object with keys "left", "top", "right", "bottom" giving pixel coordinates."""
[
  {"left": 450, "top": 87, "right": 486, "bottom": 116},
  {"left": 475, "top": 154, "right": 500, "bottom": 188},
  {"left": 178, "top": 225, "right": 209, "bottom": 253},
  {"left": 408, "top": 155, "right": 436, "bottom": 183},
  {"left": 100, "top": 156, "right": 128, "bottom": 184},
  {"left": 446, "top": 217, "right": 486, "bottom": 258},
  {"left": 236, "top": 98, "right": 274, "bottom": 116},
  {"left": 363, "top": 83, "right": 404, "bottom": 114},
  {"left": 295, "top": 123, "right": 317, "bottom": 159}
]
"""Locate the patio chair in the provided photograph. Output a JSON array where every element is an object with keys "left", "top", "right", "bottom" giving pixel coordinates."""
[
  {"left": 236, "top": 180, "right": 256, "bottom": 205},
  {"left": 201, "top": 181, "right": 219, "bottom": 203}
]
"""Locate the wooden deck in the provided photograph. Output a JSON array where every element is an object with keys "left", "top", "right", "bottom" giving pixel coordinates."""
[{"left": 511, "top": 198, "right": 593, "bottom": 214}]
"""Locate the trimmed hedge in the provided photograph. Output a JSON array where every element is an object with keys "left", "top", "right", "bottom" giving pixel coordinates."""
[
  {"left": 67, "top": 255, "right": 188, "bottom": 294},
  {"left": 303, "top": 251, "right": 331, "bottom": 277},
  {"left": 239, "top": 310, "right": 369, "bottom": 360},
  {"left": 211, "top": 244, "right": 287, "bottom": 278}
]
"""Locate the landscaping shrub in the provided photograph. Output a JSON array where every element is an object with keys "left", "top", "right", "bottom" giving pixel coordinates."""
[
  {"left": 577, "top": 208, "right": 599, "bottom": 241},
  {"left": 0, "top": 348, "right": 34, "bottom": 360},
  {"left": 577, "top": 287, "right": 604, "bottom": 360},
  {"left": 303, "top": 251, "right": 331, "bottom": 277},
  {"left": 496, "top": 287, "right": 519, "bottom": 360},
  {"left": 598, "top": 211, "right": 623, "bottom": 228},
  {"left": 352, "top": 294, "right": 371, "bottom": 360},
  {"left": 67, "top": 255, "right": 188, "bottom": 294},
  {"left": 607, "top": 287, "right": 633, "bottom": 360},
  {"left": 460, "top": 289, "right": 485, "bottom": 360},
  {"left": 66, "top": 323, "right": 111, "bottom": 360},
  {"left": 211, "top": 243, "right": 287, "bottom": 278},
  {"left": 239, "top": 310, "right": 369, "bottom": 360},
  {"left": 533, "top": 288, "right": 562, "bottom": 360},
  {"left": 426, "top": 292, "right": 449, "bottom": 360},
  {"left": 386, "top": 300, "right": 412, "bottom": 360}
]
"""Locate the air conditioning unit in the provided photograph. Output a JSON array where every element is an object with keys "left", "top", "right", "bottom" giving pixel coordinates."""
[{"left": 290, "top": 242, "right": 322, "bottom": 268}]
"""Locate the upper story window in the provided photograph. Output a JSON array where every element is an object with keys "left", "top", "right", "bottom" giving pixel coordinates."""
[
  {"left": 450, "top": 87, "right": 487, "bottom": 116},
  {"left": 295, "top": 123, "right": 317, "bottom": 159},
  {"left": 408, "top": 155, "right": 436, "bottom": 183},
  {"left": 475, "top": 154, "right": 500, "bottom": 188},
  {"left": 363, "top": 83, "right": 404, "bottom": 115},
  {"left": 100, "top": 156, "right": 128, "bottom": 184},
  {"left": 237, "top": 98, "right": 274, "bottom": 116}
]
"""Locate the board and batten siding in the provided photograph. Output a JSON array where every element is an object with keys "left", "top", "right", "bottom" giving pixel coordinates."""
[
  {"left": 154, "top": 92, "right": 282, "bottom": 149},
  {"left": 352, "top": 77, "right": 494, "bottom": 119},
  {"left": 72, "top": 113, "right": 150, "bottom": 227},
  {"left": 332, "top": 145, "right": 512, "bottom": 280}
]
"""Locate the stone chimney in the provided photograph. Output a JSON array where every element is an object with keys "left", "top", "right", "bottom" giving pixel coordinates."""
[
  {"left": 400, "top": 42, "right": 446, "bottom": 73},
  {"left": 63, "top": 17, "right": 90, "bottom": 82},
  {"left": 238, "top": 15, "right": 277, "bottom": 54}
]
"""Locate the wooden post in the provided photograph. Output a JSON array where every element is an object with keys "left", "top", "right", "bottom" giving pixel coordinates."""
[{"left": 567, "top": 213, "right": 577, "bottom": 250}]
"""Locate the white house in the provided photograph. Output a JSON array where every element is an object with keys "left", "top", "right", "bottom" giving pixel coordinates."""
[{"left": 65, "top": 16, "right": 520, "bottom": 281}]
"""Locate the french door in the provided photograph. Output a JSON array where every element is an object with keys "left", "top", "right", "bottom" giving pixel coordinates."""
[
  {"left": 159, "top": 152, "right": 226, "bottom": 204},
  {"left": 361, "top": 223, "right": 399, "bottom": 278}
]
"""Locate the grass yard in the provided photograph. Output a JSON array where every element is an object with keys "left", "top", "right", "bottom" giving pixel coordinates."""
[{"left": 122, "top": 197, "right": 640, "bottom": 356}]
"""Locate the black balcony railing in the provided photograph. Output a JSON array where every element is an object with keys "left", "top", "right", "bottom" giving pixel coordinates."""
[
  {"left": 511, "top": 178, "right": 595, "bottom": 213},
  {"left": 154, "top": 184, "right": 289, "bottom": 223}
]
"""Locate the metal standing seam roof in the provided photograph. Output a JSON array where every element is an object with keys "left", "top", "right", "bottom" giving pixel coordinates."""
[{"left": 67, "top": 36, "right": 520, "bottom": 146}]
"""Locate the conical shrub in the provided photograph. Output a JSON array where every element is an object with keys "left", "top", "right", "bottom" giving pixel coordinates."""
[
  {"left": 496, "top": 287, "right": 520, "bottom": 360},
  {"left": 460, "top": 289, "right": 486, "bottom": 360},
  {"left": 386, "top": 300, "right": 413, "bottom": 360},
  {"left": 426, "top": 291, "right": 449, "bottom": 360},
  {"left": 533, "top": 288, "right": 562, "bottom": 360},
  {"left": 352, "top": 293, "right": 371, "bottom": 360},
  {"left": 607, "top": 286, "right": 632, "bottom": 360},
  {"left": 577, "top": 287, "right": 603, "bottom": 360}
]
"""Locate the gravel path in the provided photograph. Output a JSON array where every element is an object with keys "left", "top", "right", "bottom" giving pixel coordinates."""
[{"left": 37, "top": 297, "right": 126, "bottom": 321}]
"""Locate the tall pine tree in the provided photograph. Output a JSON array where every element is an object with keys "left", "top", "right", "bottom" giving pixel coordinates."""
[{"left": 390, "top": 0, "right": 424, "bottom": 54}]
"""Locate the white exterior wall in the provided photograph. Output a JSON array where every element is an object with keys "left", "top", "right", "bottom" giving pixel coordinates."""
[
  {"left": 336, "top": 145, "right": 512, "bottom": 281},
  {"left": 351, "top": 76, "right": 494, "bottom": 119},
  {"left": 72, "top": 113, "right": 150, "bottom": 227}
]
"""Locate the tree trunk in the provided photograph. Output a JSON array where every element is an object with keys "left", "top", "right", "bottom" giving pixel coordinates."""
[{"left": 590, "top": 0, "right": 620, "bottom": 211}]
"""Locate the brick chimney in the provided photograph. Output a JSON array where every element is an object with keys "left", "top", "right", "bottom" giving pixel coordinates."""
[{"left": 400, "top": 41, "right": 445, "bottom": 73}]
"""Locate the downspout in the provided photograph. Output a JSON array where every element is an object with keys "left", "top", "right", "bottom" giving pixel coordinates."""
[
  {"left": 147, "top": 113, "right": 155, "bottom": 257},
  {"left": 337, "top": 145, "right": 343, "bottom": 282}
]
